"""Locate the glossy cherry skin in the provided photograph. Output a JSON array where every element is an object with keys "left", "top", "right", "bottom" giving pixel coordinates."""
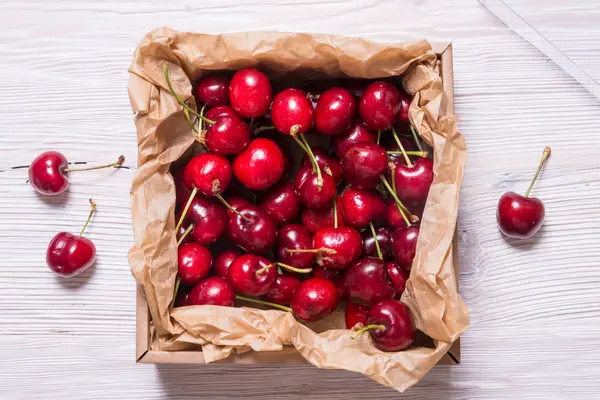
[
  {"left": 393, "top": 157, "right": 434, "bottom": 203},
  {"left": 195, "top": 74, "right": 230, "bottom": 106},
  {"left": 359, "top": 81, "right": 401, "bottom": 131},
  {"left": 312, "top": 266, "right": 346, "bottom": 299},
  {"left": 345, "top": 301, "right": 370, "bottom": 329},
  {"left": 313, "top": 226, "right": 363, "bottom": 270},
  {"left": 365, "top": 299, "right": 415, "bottom": 351},
  {"left": 214, "top": 249, "right": 241, "bottom": 279},
  {"left": 362, "top": 227, "right": 392, "bottom": 259},
  {"left": 315, "top": 87, "right": 357, "bottom": 136},
  {"left": 233, "top": 138, "right": 285, "bottom": 190},
  {"left": 205, "top": 105, "right": 236, "bottom": 121},
  {"left": 341, "top": 142, "right": 388, "bottom": 189},
  {"left": 386, "top": 202, "right": 409, "bottom": 230},
  {"left": 294, "top": 166, "right": 336, "bottom": 209},
  {"left": 391, "top": 226, "right": 419, "bottom": 269},
  {"left": 188, "top": 276, "right": 235, "bottom": 306},
  {"left": 333, "top": 121, "right": 377, "bottom": 159},
  {"left": 265, "top": 274, "right": 301, "bottom": 305},
  {"left": 339, "top": 187, "right": 386, "bottom": 229},
  {"left": 301, "top": 200, "right": 345, "bottom": 233},
  {"left": 228, "top": 254, "right": 277, "bottom": 296},
  {"left": 345, "top": 257, "right": 396, "bottom": 305},
  {"left": 387, "top": 262, "right": 408, "bottom": 295},
  {"left": 176, "top": 219, "right": 194, "bottom": 245},
  {"left": 223, "top": 194, "right": 252, "bottom": 219},
  {"left": 183, "top": 153, "right": 232, "bottom": 196},
  {"left": 396, "top": 88, "right": 412, "bottom": 124},
  {"left": 187, "top": 196, "right": 227, "bottom": 245},
  {"left": 301, "top": 149, "right": 343, "bottom": 184},
  {"left": 257, "top": 182, "right": 300, "bottom": 226},
  {"left": 271, "top": 88, "right": 314, "bottom": 135},
  {"left": 177, "top": 243, "right": 213, "bottom": 286},
  {"left": 29, "top": 151, "right": 69, "bottom": 195},
  {"left": 46, "top": 232, "right": 96, "bottom": 277},
  {"left": 291, "top": 277, "right": 339, "bottom": 322},
  {"left": 276, "top": 224, "right": 314, "bottom": 271},
  {"left": 228, "top": 205, "right": 277, "bottom": 255},
  {"left": 497, "top": 192, "right": 545, "bottom": 239},
  {"left": 229, "top": 69, "right": 272, "bottom": 118},
  {"left": 203, "top": 115, "right": 250, "bottom": 155}
]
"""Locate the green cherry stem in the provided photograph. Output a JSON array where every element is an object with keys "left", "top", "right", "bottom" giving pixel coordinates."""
[
  {"left": 255, "top": 263, "right": 275, "bottom": 276},
  {"left": 410, "top": 125, "right": 424, "bottom": 152},
  {"left": 391, "top": 126, "right": 413, "bottom": 167},
  {"left": 369, "top": 222, "right": 383, "bottom": 260},
  {"left": 277, "top": 262, "right": 312, "bottom": 274},
  {"left": 253, "top": 125, "right": 275, "bottom": 134},
  {"left": 236, "top": 295, "right": 292, "bottom": 313},
  {"left": 333, "top": 196, "right": 338, "bottom": 229},
  {"left": 377, "top": 130, "right": 381, "bottom": 145},
  {"left": 163, "top": 65, "right": 215, "bottom": 124},
  {"left": 352, "top": 324, "right": 386, "bottom": 339},
  {"left": 215, "top": 193, "right": 251, "bottom": 223},
  {"left": 175, "top": 187, "right": 198, "bottom": 232},
  {"left": 64, "top": 155, "right": 125, "bottom": 173},
  {"left": 525, "top": 147, "right": 552, "bottom": 197},
  {"left": 79, "top": 199, "right": 97, "bottom": 236},
  {"left": 387, "top": 151, "right": 428, "bottom": 157},
  {"left": 170, "top": 276, "right": 181, "bottom": 309},
  {"left": 380, "top": 176, "right": 412, "bottom": 227},
  {"left": 177, "top": 223, "right": 194, "bottom": 246},
  {"left": 299, "top": 132, "right": 323, "bottom": 188}
]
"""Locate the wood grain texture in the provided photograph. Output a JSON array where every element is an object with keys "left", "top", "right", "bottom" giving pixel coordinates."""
[{"left": 1, "top": 0, "right": 600, "bottom": 398}]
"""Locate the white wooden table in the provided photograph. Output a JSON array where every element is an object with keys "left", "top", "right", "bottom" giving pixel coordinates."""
[{"left": 2, "top": 0, "right": 600, "bottom": 398}]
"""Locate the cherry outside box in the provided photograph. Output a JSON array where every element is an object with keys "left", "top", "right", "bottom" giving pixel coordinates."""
[{"left": 134, "top": 42, "right": 461, "bottom": 366}]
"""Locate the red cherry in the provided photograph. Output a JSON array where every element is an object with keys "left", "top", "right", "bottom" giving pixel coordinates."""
[
  {"left": 177, "top": 243, "right": 213, "bottom": 286},
  {"left": 386, "top": 200, "right": 410, "bottom": 230},
  {"left": 387, "top": 261, "right": 408, "bottom": 295},
  {"left": 333, "top": 121, "right": 377, "bottom": 159},
  {"left": 214, "top": 249, "right": 241, "bottom": 279},
  {"left": 228, "top": 254, "right": 277, "bottom": 296},
  {"left": 391, "top": 226, "right": 419, "bottom": 269},
  {"left": 393, "top": 157, "right": 434, "bottom": 203},
  {"left": 345, "top": 257, "right": 396, "bottom": 305},
  {"left": 176, "top": 218, "right": 194, "bottom": 245},
  {"left": 341, "top": 142, "right": 388, "bottom": 189},
  {"left": 362, "top": 227, "right": 392, "bottom": 259},
  {"left": 345, "top": 301, "right": 370, "bottom": 329},
  {"left": 291, "top": 277, "right": 339, "bottom": 322},
  {"left": 301, "top": 200, "right": 345, "bottom": 233},
  {"left": 188, "top": 276, "right": 235, "bottom": 306},
  {"left": 265, "top": 274, "right": 301, "bottom": 305},
  {"left": 46, "top": 199, "right": 97, "bottom": 277},
  {"left": 357, "top": 300, "right": 415, "bottom": 351},
  {"left": 174, "top": 285, "right": 189, "bottom": 308},
  {"left": 227, "top": 205, "right": 277, "bottom": 255},
  {"left": 313, "top": 226, "right": 363, "bottom": 270},
  {"left": 396, "top": 88, "right": 411, "bottom": 124},
  {"left": 183, "top": 153, "right": 232, "bottom": 196},
  {"left": 195, "top": 74, "right": 230, "bottom": 106},
  {"left": 205, "top": 105, "right": 236, "bottom": 121},
  {"left": 186, "top": 196, "right": 227, "bottom": 245},
  {"left": 294, "top": 166, "right": 336, "bottom": 209},
  {"left": 301, "top": 149, "right": 342, "bottom": 184},
  {"left": 271, "top": 88, "right": 314, "bottom": 135},
  {"left": 497, "top": 147, "right": 551, "bottom": 239},
  {"left": 339, "top": 186, "right": 386, "bottom": 229},
  {"left": 385, "top": 136, "right": 417, "bottom": 166},
  {"left": 29, "top": 151, "right": 124, "bottom": 195},
  {"left": 223, "top": 194, "right": 252, "bottom": 219},
  {"left": 233, "top": 138, "right": 285, "bottom": 190},
  {"left": 314, "top": 87, "right": 357, "bottom": 136},
  {"left": 358, "top": 81, "right": 401, "bottom": 131},
  {"left": 276, "top": 224, "right": 314, "bottom": 271},
  {"left": 202, "top": 115, "right": 250, "bottom": 155},
  {"left": 257, "top": 182, "right": 300, "bottom": 226},
  {"left": 229, "top": 69, "right": 272, "bottom": 118}
]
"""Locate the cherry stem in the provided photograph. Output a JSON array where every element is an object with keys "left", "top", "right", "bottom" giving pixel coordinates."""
[
  {"left": 170, "top": 276, "right": 180, "bottom": 310},
  {"left": 183, "top": 108, "right": 199, "bottom": 134},
  {"left": 79, "top": 199, "right": 97, "bottom": 236},
  {"left": 177, "top": 223, "right": 194, "bottom": 246},
  {"left": 391, "top": 126, "right": 413, "bottom": 167},
  {"left": 369, "top": 222, "right": 383, "bottom": 260},
  {"left": 410, "top": 125, "right": 424, "bottom": 152},
  {"left": 253, "top": 125, "right": 275, "bottom": 134},
  {"left": 333, "top": 197, "right": 338, "bottom": 229},
  {"left": 525, "top": 147, "right": 552, "bottom": 197},
  {"left": 236, "top": 295, "right": 292, "bottom": 313},
  {"left": 64, "top": 155, "right": 125, "bottom": 173},
  {"left": 176, "top": 187, "right": 198, "bottom": 232},
  {"left": 287, "top": 247, "right": 336, "bottom": 255},
  {"left": 351, "top": 324, "right": 386, "bottom": 339},
  {"left": 255, "top": 263, "right": 275, "bottom": 276},
  {"left": 198, "top": 104, "right": 206, "bottom": 132},
  {"left": 390, "top": 162, "right": 397, "bottom": 195},
  {"left": 277, "top": 262, "right": 312, "bottom": 274},
  {"left": 299, "top": 133, "right": 323, "bottom": 188},
  {"left": 214, "top": 193, "right": 252, "bottom": 223},
  {"left": 387, "top": 151, "right": 428, "bottom": 157},
  {"left": 163, "top": 65, "right": 204, "bottom": 119},
  {"left": 380, "top": 176, "right": 412, "bottom": 227},
  {"left": 377, "top": 130, "right": 381, "bottom": 145}
]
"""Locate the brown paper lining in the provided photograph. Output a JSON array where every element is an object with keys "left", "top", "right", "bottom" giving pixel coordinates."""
[{"left": 127, "top": 28, "right": 468, "bottom": 393}]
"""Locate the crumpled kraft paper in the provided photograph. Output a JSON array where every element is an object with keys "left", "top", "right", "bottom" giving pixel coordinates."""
[{"left": 127, "top": 27, "right": 469, "bottom": 393}]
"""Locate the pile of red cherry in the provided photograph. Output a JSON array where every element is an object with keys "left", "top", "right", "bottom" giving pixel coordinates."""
[{"left": 168, "top": 65, "right": 433, "bottom": 352}]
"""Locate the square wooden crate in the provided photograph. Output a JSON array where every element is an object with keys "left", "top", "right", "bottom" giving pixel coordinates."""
[{"left": 136, "top": 42, "right": 461, "bottom": 366}]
